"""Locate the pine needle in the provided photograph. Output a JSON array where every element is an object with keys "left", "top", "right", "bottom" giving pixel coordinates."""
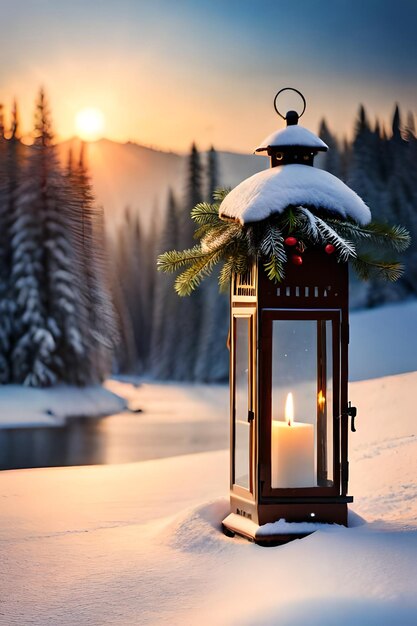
[
  {"left": 159, "top": 190, "right": 408, "bottom": 295},
  {"left": 364, "top": 222, "right": 411, "bottom": 252},
  {"left": 351, "top": 255, "right": 404, "bottom": 282},
  {"left": 328, "top": 219, "right": 411, "bottom": 252},
  {"left": 259, "top": 221, "right": 286, "bottom": 263},
  {"left": 174, "top": 248, "right": 224, "bottom": 296},
  {"left": 157, "top": 245, "right": 209, "bottom": 273},
  {"left": 312, "top": 214, "right": 356, "bottom": 261},
  {"left": 201, "top": 222, "right": 242, "bottom": 252},
  {"left": 191, "top": 202, "right": 221, "bottom": 225},
  {"left": 213, "top": 188, "right": 231, "bottom": 202},
  {"left": 218, "top": 246, "right": 249, "bottom": 292},
  {"left": 263, "top": 254, "right": 285, "bottom": 283}
]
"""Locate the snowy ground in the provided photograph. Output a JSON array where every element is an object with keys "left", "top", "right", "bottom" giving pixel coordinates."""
[
  {"left": 0, "top": 369, "right": 416, "bottom": 625},
  {"left": 349, "top": 299, "right": 417, "bottom": 381},
  {"left": 0, "top": 384, "right": 126, "bottom": 428}
]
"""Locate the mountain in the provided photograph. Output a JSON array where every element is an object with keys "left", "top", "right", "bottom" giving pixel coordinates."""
[{"left": 57, "top": 138, "right": 268, "bottom": 233}]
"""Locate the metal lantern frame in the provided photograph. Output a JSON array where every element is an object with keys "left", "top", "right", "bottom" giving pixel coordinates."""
[
  {"left": 222, "top": 94, "right": 356, "bottom": 545},
  {"left": 223, "top": 251, "right": 354, "bottom": 544}
]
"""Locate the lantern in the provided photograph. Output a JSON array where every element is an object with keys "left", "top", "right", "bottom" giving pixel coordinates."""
[{"left": 221, "top": 89, "right": 360, "bottom": 545}]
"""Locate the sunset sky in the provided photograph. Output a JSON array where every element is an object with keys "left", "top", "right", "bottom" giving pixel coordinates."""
[{"left": 1, "top": 0, "right": 416, "bottom": 152}]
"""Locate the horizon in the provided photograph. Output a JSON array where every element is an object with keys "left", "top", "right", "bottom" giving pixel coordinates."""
[
  {"left": 1, "top": 1, "right": 416, "bottom": 152},
  {"left": 10, "top": 98, "right": 414, "bottom": 156}
]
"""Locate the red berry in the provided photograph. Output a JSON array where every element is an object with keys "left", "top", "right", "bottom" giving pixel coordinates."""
[
  {"left": 325, "top": 244, "right": 335, "bottom": 255},
  {"left": 291, "top": 254, "right": 303, "bottom": 266},
  {"left": 284, "top": 236, "right": 298, "bottom": 247}
]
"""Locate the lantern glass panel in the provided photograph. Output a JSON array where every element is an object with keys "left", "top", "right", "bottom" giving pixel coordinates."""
[
  {"left": 271, "top": 318, "right": 334, "bottom": 489},
  {"left": 234, "top": 317, "right": 251, "bottom": 489}
]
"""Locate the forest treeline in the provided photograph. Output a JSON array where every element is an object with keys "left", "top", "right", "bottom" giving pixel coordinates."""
[
  {"left": 0, "top": 90, "right": 115, "bottom": 386},
  {"left": 114, "top": 103, "right": 417, "bottom": 382},
  {"left": 0, "top": 92, "right": 415, "bottom": 386}
]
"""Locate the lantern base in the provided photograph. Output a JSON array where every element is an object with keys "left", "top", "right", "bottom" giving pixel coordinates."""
[{"left": 222, "top": 512, "right": 346, "bottom": 546}]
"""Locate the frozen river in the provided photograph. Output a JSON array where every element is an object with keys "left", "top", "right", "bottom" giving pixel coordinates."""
[{"left": 0, "top": 382, "right": 230, "bottom": 470}]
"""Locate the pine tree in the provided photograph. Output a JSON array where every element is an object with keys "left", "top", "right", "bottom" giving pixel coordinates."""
[
  {"left": 318, "top": 119, "right": 341, "bottom": 178},
  {"left": 0, "top": 103, "right": 11, "bottom": 382},
  {"left": 150, "top": 189, "right": 180, "bottom": 378},
  {"left": 115, "top": 208, "right": 148, "bottom": 372},
  {"left": 193, "top": 277, "right": 229, "bottom": 382},
  {"left": 12, "top": 89, "right": 86, "bottom": 386},
  {"left": 175, "top": 143, "right": 205, "bottom": 380},
  {"left": 194, "top": 143, "right": 229, "bottom": 382},
  {"left": 207, "top": 146, "right": 218, "bottom": 202},
  {"left": 108, "top": 231, "right": 137, "bottom": 374},
  {"left": 69, "top": 144, "right": 115, "bottom": 382}
]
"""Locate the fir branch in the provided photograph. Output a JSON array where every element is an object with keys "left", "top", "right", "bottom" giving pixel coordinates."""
[
  {"left": 213, "top": 187, "right": 231, "bottom": 202},
  {"left": 174, "top": 248, "right": 224, "bottom": 296},
  {"left": 326, "top": 218, "right": 372, "bottom": 242},
  {"left": 218, "top": 246, "right": 249, "bottom": 292},
  {"left": 328, "top": 219, "right": 411, "bottom": 252},
  {"left": 245, "top": 224, "right": 263, "bottom": 258},
  {"left": 157, "top": 245, "right": 209, "bottom": 273},
  {"left": 351, "top": 255, "right": 404, "bottom": 282},
  {"left": 264, "top": 254, "right": 285, "bottom": 283},
  {"left": 259, "top": 221, "right": 286, "bottom": 263},
  {"left": 191, "top": 202, "right": 221, "bottom": 225},
  {"left": 297, "top": 207, "right": 319, "bottom": 240},
  {"left": 201, "top": 222, "right": 243, "bottom": 252},
  {"left": 312, "top": 215, "right": 356, "bottom": 261},
  {"left": 193, "top": 223, "right": 214, "bottom": 240},
  {"left": 363, "top": 222, "right": 411, "bottom": 252},
  {"left": 280, "top": 207, "right": 299, "bottom": 233}
]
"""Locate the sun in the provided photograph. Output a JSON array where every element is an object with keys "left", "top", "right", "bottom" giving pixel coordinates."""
[{"left": 75, "top": 107, "right": 105, "bottom": 141}]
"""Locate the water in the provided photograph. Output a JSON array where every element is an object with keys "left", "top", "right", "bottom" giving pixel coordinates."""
[{"left": 0, "top": 410, "right": 229, "bottom": 470}]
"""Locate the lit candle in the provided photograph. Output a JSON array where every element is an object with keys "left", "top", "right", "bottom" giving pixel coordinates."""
[{"left": 271, "top": 393, "right": 315, "bottom": 488}]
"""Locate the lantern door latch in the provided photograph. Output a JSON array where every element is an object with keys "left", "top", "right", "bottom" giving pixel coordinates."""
[
  {"left": 347, "top": 402, "right": 357, "bottom": 432},
  {"left": 248, "top": 410, "right": 255, "bottom": 423}
]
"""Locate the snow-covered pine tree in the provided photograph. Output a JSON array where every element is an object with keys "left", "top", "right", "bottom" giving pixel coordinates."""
[
  {"left": 69, "top": 144, "right": 115, "bottom": 382},
  {"left": 12, "top": 89, "right": 87, "bottom": 386},
  {"left": 0, "top": 103, "right": 11, "bottom": 382},
  {"left": 88, "top": 197, "right": 117, "bottom": 379}
]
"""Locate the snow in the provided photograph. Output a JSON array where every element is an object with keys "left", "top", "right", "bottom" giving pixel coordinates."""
[
  {"left": 0, "top": 367, "right": 416, "bottom": 625},
  {"left": 255, "top": 124, "right": 328, "bottom": 152},
  {"left": 349, "top": 299, "right": 417, "bottom": 380},
  {"left": 0, "top": 384, "right": 126, "bottom": 428},
  {"left": 219, "top": 164, "right": 372, "bottom": 225},
  {"left": 0, "top": 301, "right": 415, "bottom": 623}
]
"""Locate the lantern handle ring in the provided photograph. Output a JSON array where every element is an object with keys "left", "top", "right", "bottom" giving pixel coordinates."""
[{"left": 274, "top": 88, "right": 306, "bottom": 120}]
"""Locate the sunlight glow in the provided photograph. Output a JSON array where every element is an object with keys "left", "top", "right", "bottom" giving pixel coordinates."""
[{"left": 75, "top": 107, "right": 105, "bottom": 141}]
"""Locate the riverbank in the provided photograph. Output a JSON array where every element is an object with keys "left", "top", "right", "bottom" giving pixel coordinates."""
[{"left": 0, "top": 384, "right": 126, "bottom": 429}]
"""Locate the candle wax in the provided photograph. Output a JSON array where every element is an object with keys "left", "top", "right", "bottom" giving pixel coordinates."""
[{"left": 271, "top": 420, "right": 315, "bottom": 488}]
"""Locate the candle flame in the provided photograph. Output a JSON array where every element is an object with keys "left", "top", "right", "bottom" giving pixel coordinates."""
[
  {"left": 285, "top": 392, "right": 294, "bottom": 426},
  {"left": 318, "top": 390, "right": 326, "bottom": 410}
]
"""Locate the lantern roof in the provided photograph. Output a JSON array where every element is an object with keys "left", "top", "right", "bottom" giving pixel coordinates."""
[
  {"left": 219, "top": 164, "right": 372, "bottom": 226},
  {"left": 255, "top": 125, "right": 328, "bottom": 154}
]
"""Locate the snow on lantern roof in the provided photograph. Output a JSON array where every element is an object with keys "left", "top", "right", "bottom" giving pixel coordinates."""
[
  {"left": 255, "top": 125, "right": 328, "bottom": 153},
  {"left": 219, "top": 164, "right": 372, "bottom": 226}
]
